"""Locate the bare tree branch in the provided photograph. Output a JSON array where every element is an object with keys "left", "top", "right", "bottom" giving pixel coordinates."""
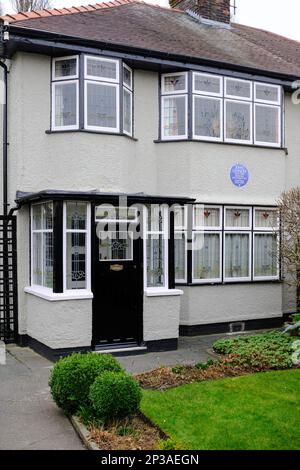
[{"left": 10, "top": 0, "right": 52, "bottom": 12}]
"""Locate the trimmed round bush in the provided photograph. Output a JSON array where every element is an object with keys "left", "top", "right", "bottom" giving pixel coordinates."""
[
  {"left": 49, "top": 353, "right": 124, "bottom": 414},
  {"left": 89, "top": 371, "right": 142, "bottom": 422}
]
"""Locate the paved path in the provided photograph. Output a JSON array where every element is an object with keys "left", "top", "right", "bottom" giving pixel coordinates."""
[{"left": 0, "top": 345, "right": 84, "bottom": 450}]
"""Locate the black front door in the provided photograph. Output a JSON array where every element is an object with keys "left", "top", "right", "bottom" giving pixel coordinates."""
[{"left": 92, "top": 212, "right": 143, "bottom": 347}]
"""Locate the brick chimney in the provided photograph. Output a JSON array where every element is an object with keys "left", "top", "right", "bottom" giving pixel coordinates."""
[{"left": 170, "top": 0, "right": 231, "bottom": 25}]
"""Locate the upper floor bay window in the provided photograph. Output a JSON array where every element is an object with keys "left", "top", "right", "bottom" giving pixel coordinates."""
[
  {"left": 52, "top": 55, "right": 133, "bottom": 136},
  {"left": 161, "top": 72, "right": 282, "bottom": 147}
]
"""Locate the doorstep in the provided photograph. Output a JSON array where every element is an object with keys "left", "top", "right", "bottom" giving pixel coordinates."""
[{"left": 93, "top": 342, "right": 147, "bottom": 357}]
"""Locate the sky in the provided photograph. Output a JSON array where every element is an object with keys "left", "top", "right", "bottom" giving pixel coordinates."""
[{"left": 1, "top": 0, "right": 300, "bottom": 41}]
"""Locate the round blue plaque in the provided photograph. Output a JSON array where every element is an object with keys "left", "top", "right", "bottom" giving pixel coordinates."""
[{"left": 230, "top": 163, "right": 249, "bottom": 188}]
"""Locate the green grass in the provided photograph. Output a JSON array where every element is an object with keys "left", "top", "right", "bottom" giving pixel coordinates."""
[{"left": 141, "top": 370, "right": 300, "bottom": 450}]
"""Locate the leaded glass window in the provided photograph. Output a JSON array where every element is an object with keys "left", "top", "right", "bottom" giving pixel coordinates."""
[
  {"left": 85, "top": 56, "right": 119, "bottom": 82},
  {"left": 255, "top": 104, "right": 280, "bottom": 146},
  {"left": 225, "top": 208, "right": 251, "bottom": 229},
  {"left": 254, "top": 209, "right": 278, "bottom": 230},
  {"left": 225, "top": 100, "right": 252, "bottom": 142},
  {"left": 65, "top": 202, "right": 88, "bottom": 290},
  {"left": 53, "top": 81, "right": 78, "bottom": 129},
  {"left": 85, "top": 82, "right": 118, "bottom": 131},
  {"left": 162, "top": 73, "right": 187, "bottom": 94},
  {"left": 193, "top": 73, "right": 222, "bottom": 96},
  {"left": 193, "top": 96, "right": 222, "bottom": 140},
  {"left": 53, "top": 56, "right": 78, "bottom": 80},
  {"left": 99, "top": 231, "right": 133, "bottom": 261},
  {"left": 162, "top": 96, "right": 187, "bottom": 138},
  {"left": 255, "top": 83, "right": 281, "bottom": 105},
  {"left": 225, "top": 78, "right": 252, "bottom": 100},
  {"left": 31, "top": 202, "right": 53, "bottom": 289},
  {"left": 145, "top": 205, "right": 168, "bottom": 289},
  {"left": 123, "top": 84, "right": 132, "bottom": 136},
  {"left": 194, "top": 206, "right": 221, "bottom": 229},
  {"left": 175, "top": 232, "right": 186, "bottom": 282}
]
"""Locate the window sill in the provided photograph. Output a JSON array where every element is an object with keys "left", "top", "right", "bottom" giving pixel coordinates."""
[
  {"left": 154, "top": 139, "right": 288, "bottom": 153},
  {"left": 46, "top": 129, "right": 138, "bottom": 141},
  {"left": 24, "top": 286, "right": 94, "bottom": 301},
  {"left": 176, "top": 280, "right": 282, "bottom": 287},
  {"left": 145, "top": 288, "right": 183, "bottom": 297}
]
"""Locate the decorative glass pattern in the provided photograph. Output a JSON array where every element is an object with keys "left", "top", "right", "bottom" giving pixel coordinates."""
[
  {"left": 162, "top": 96, "right": 186, "bottom": 137},
  {"left": 54, "top": 82, "right": 77, "bottom": 127},
  {"left": 225, "top": 100, "right": 251, "bottom": 141},
  {"left": 86, "top": 82, "right": 117, "bottom": 129},
  {"left": 163, "top": 74, "right": 186, "bottom": 93},
  {"left": 254, "top": 233, "right": 278, "bottom": 278},
  {"left": 255, "top": 83, "right": 280, "bottom": 104},
  {"left": 123, "top": 64, "right": 132, "bottom": 90},
  {"left": 175, "top": 232, "right": 186, "bottom": 282},
  {"left": 86, "top": 57, "right": 117, "bottom": 81},
  {"left": 225, "top": 79, "right": 252, "bottom": 99},
  {"left": 146, "top": 234, "right": 165, "bottom": 287},
  {"left": 65, "top": 202, "right": 88, "bottom": 290},
  {"left": 31, "top": 202, "right": 53, "bottom": 288},
  {"left": 255, "top": 105, "right": 280, "bottom": 144},
  {"left": 194, "top": 96, "right": 221, "bottom": 139},
  {"left": 194, "top": 73, "right": 221, "bottom": 95},
  {"left": 147, "top": 206, "right": 164, "bottom": 232},
  {"left": 67, "top": 202, "right": 86, "bottom": 230},
  {"left": 193, "top": 233, "right": 220, "bottom": 281},
  {"left": 225, "top": 233, "right": 250, "bottom": 279},
  {"left": 174, "top": 206, "right": 186, "bottom": 230},
  {"left": 99, "top": 231, "right": 133, "bottom": 261},
  {"left": 255, "top": 209, "right": 278, "bottom": 229},
  {"left": 54, "top": 58, "right": 77, "bottom": 78},
  {"left": 123, "top": 88, "right": 132, "bottom": 135},
  {"left": 194, "top": 206, "right": 221, "bottom": 229},
  {"left": 225, "top": 208, "right": 250, "bottom": 228}
]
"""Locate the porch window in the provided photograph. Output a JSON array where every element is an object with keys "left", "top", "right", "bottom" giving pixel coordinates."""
[
  {"left": 145, "top": 205, "right": 169, "bottom": 289},
  {"left": 31, "top": 202, "right": 53, "bottom": 289},
  {"left": 51, "top": 55, "right": 133, "bottom": 136},
  {"left": 174, "top": 205, "right": 187, "bottom": 283}
]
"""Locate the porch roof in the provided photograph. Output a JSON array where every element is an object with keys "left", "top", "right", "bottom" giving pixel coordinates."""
[{"left": 15, "top": 190, "right": 195, "bottom": 205}]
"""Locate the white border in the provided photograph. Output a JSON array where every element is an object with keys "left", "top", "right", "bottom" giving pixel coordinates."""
[
  {"left": 51, "top": 80, "right": 79, "bottom": 131},
  {"left": 52, "top": 55, "right": 79, "bottom": 81},
  {"left": 192, "top": 72, "right": 223, "bottom": 97},
  {"left": 84, "top": 55, "right": 119, "bottom": 83},
  {"left": 224, "top": 77, "right": 253, "bottom": 101},
  {"left": 254, "top": 82, "right": 281, "bottom": 105},
  {"left": 224, "top": 99, "right": 253, "bottom": 144},
  {"left": 193, "top": 95, "right": 223, "bottom": 142},
  {"left": 223, "top": 231, "right": 252, "bottom": 283},
  {"left": 224, "top": 206, "right": 252, "bottom": 231},
  {"left": 192, "top": 231, "right": 222, "bottom": 284},
  {"left": 161, "top": 71, "right": 188, "bottom": 95},
  {"left": 254, "top": 103, "right": 281, "bottom": 148},
  {"left": 161, "top": 94, "right": 188, "bottom": 140},
  {"left": 174, "top": 205, "right": 188, "bottom": 231},
  {"left": 253, "top": 231, "right": 280, "bottom": 281},
  {"left": 84, "top": 80, "right": 120, "bottom": 133}
]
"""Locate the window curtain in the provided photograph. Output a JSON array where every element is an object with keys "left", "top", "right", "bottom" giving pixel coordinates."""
[
  {"left": 254, "top": 234, "right": 277, "bottom": 277},
  {"left": 225, "top": 234, "right": 249, "bottom": 278},
  {"left": 193, "top": 233, "right": 220, "bottom": 280}
]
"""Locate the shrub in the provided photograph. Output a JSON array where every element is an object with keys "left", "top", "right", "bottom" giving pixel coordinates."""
[
  {"left": 291, "top": 314, "right": 300, "bottom": 324},
  {"left": 89, "top": 372, "right": 142, "bottom": 423},
  {"left": 195, "top": 359, "right": 218, "bottom": 370},
  {"left": 49, "top": 353, "right": 124, "bottom": 414},
  {"left": 213, "top": 330, "right": 294, "bottom": 370}
]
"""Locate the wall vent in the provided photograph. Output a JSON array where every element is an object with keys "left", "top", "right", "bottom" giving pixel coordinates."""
[{"left": 228, "top": 322, "right": 245, "bottom": 335}]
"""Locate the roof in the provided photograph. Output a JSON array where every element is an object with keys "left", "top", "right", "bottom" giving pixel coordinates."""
[{"left": 2, "top": 1, "right": 300, "bottom": 78}]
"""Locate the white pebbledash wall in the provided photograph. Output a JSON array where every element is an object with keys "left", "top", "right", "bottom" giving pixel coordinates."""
[{"left": 6, "top": 52, "right": 299, "bottom": 348}]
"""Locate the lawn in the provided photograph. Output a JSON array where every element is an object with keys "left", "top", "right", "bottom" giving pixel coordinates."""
[{"left": 141, "top": 369, "right": 300, "bottom": 450}]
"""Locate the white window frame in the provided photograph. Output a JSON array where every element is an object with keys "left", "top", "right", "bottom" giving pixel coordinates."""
[
  {"left": 224, "top": 99, "right": 253, "bottom": 144},
  {"left": 174, "top": 230, "right": 188, "bottom": 284},
  {"left": 30, "top": 202, "right": 53, "bottom": 293},
  {"left": 254, "top": 82, "right": 281, "bottom": 105},
  {"left": 123, "top": 63, "right": 133, "bottom": 91},
  {"left": 224, "top": 77, "right": 253, "bottom": 101},
  {"left": 161, "top": 72, "right": 188, "bottom": 95},
  {"left": 224, "top": 206, "right": 252, "bottom": 231},
  {"left": 84, "top": 80, "right": 120, "bottom": 133},
  {"left": 51, "top": 80, "right": 79, "bottom": 131},
  {"left": 52, "top": 55, "right": 79, "bottom": 81},
  {"left": 63, "top": 202, "right": 91, "bottom": 294},
  {"left": 194, "top": 205, "right": 223, "bottom": 230},
  {"left": 223, "top": 231, "right": 252, "bottom": 283},
  {"left": 143, "top": 205, "right": 169, "bottom": 293},
  {"left": 84, "top": 55, "right": 120, "bottom": 83},
  {"left": 174, "top": 205, "right": 188, "bottom": 231},
  {"left": 123, "top": 87, "right": 133, "bottom": 137},
  {"left": 253, "top": 231, "right": 280, "bottom": 281},
  {"left": 193, "top": 95, "right": 223, "bottom": 142},
  {"left": 98, "top": 231, "right": 134, "bottom": 262},
  {"left": 254, "top": 103, "right": 281, "bottom": 148},
  {"left": 192, "top": 231, "right": 222, "bottom": 284},
  {"left": 161, "top": 94, "right": 188, "bottom": 140},
  {"left": 253, "top": 207, "right": 279, "bottom": 231},
  {"left": 193, "top": 72, "right": 223, "bottom": 97}
]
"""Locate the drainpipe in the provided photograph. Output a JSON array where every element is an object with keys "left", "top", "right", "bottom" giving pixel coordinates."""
[{"left": 0, "top": 60, "right": 8, "bottom": 216}]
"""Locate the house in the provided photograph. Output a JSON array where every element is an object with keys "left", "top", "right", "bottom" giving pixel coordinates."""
[{"left": 0, "top": 0, "right": 299, "bottom": 360}]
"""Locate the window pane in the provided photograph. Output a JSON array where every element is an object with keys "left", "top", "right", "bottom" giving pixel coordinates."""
[
  {"left": 32, "top": 232, "right": 42, "bottom": 285},
  {"left": 225, "top": 234, "right": 249, "bottom": 279},
  {"left": 66, "top": 232, "right": 86, "bottom": 289},
  {"left": 163, "top": 74, "right": 186, "bottom": 93},
  {"left": 42, "top": 202, "right": 53, "bottom": 230},
  {"left": 255, "top": 209, "right": 278, "bottom": 229},
  {"left": 123, "top": 65, "right": 132, "bottom": 89},
  {"left": 162, "top": 96, "right": 186, "bottom": 137},
  {"left": 193, "top": 233, "right": 220, "bottom": 280},
  {"left": 194, "top": 96, "right": 221, "bottom": 138},
  {"left": 123, "top": 88, "right": 132, "bottom": 135},
  {"left": 254, "top": 234, "right": 278, "bottom": 277},
  {"left": 255, "top": 83, "right": 280, "bottom": 103},
  {"left": 54, "top": 82, "right": 77, "bottom": 127},
  {"left": 226, "top": 101, "right": 251, "bottom": 141},
  {"left": 86, "top": 83, "right": 117, "bottom": 129},
  {"left": 146, "top": 234, "right": 165, "bottom": 287},
  {"left": 226, "top": 79, "right": 251, "bottom": 99},
  {"left": 255, "top": 105, "right": 280, "bottom": 144},
  {"left": 175, "top": 232, "right": 186, "bottom": 281},
  {"left": 43, "top": 232, "right": 53, "bottom": 288},
  {"left": 147, "top": 206, "right": 164, "bottom": 232},
  {"left": 194, "top": 206, "right": 220, "bottom": 228},
  {"left": 99, "top": 232, "right": 133, "bottom": 261},
  {"left": 86, "top": 57, "right": 117, "bottom": 81},
  {"left": 55, "top": 58, "right": 77, "bottom": 78},
  {"left": 66, "top": 202, "right": 86, "bottom": 230},
  {"left": 194, "top": 73, "right": 221, "bottom": 95},
  {"left": 32, "top": 205, "right": 42, "bottom": 230},
  {"left": 225, "top": 208, "right": 250, "bottom": 228},
  {"left": 174, "top": 206, "right": 186, "bottom": 229}
]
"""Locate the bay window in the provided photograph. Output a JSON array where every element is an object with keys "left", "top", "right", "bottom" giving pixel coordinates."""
[
  {"left": 51, "top": 55, "right": 133, "bottom": 136},
  {"left": 174, "top": 206, "right": 187, "bottom": 283},
  {"left": 31, "top": 202, "right": 53, "bottom": 289},
  {"left": 161, "top": 71, "right": 282, "bottom": 146}
]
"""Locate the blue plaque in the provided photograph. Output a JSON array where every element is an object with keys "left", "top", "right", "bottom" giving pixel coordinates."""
[{"left": 230, "top": 163, "right": 249, "bottom": 188}]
